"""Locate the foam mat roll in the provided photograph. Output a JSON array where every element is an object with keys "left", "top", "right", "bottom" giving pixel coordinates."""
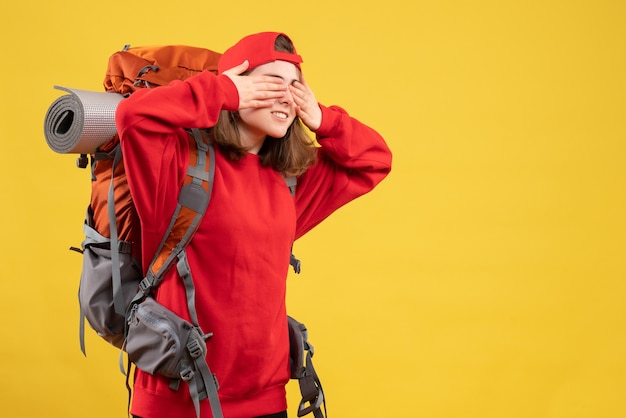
[{"left": 44, "top": 86, "right": 125, "bottom": 154}]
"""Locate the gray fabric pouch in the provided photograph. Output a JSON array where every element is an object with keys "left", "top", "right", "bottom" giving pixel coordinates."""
[
  {"left": 125, "top": 296, "right": 221, "bottom": 418},
  {"left": 78, "top": 225, "right": 142, "bottom": 350},
  {"left": 125, "top": 296, "right": 207, "bottom": 378}
]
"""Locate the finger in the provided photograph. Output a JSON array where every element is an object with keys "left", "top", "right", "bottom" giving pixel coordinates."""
[
  {"left": 289, "top": 82, "right": 321, "bottom": 130},
  {"left": 248, "top": 99, "right": 275, "bottom": 108},
  {"left": 288, "top": 85, "right": 304, "bottom": 103},
  {"left": 290, "top": 79, "right": 312, "bottom": 93},
  {"left": 289, "top": 80, "right": 305, "bottom": 95},
  {"left": 289, "top": 82, "right": 313, "bottom": 101},
  {"left": 253, "top": 76, "right": 289, "bottom": 90},
  {"left": 239, "top": 91, "right": 286, "bottom": 109},
  {"left": 254, "top": 90, "right": 289, "bottom": 101},
  {"left": 289, "top": 87, "right": 310, "bottom": 109}
]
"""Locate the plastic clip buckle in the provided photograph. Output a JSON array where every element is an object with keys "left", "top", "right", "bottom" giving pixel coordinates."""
[
  {"left": 187, "top": 339, "right": 203, "bottom": 359},
  {"left": 180, "top": 366, "right": 195, "bottom": 381}
]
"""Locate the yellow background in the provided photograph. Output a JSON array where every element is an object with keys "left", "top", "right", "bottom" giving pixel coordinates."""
[{"left": 1, "top": 0, "right": 625, "bottom": 417}]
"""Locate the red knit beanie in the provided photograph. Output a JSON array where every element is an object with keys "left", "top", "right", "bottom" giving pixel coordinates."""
[{"left": 217, "top": 32, "right": 303, "bottom": 74}]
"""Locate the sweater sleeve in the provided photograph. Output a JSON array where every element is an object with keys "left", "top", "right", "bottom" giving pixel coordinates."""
[
  {"left": 115, "top": 71, "right": 239, "bottom": 264},
  {"left": 294, "top": 104, "right": 392, "bottom": 239},
  {"left": 116, "top": 71, "right": 239, "bottom": 135}
]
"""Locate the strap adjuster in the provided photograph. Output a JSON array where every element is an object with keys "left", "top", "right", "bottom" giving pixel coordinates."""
[
  {"left": 180, "top": 366, "right": 195, "bottom": 381},
  {"left": 187, "top": 339, "right": 204, "bottom": 359},
  {"left": 138, "top": 277, "right": 152, "bottom": 293}
]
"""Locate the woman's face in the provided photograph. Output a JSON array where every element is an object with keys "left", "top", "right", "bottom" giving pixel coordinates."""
[{"left": 237, "top": 60, "right": 301, "bottom": 150}]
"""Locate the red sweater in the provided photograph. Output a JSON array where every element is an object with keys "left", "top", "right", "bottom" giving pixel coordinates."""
[{"left": 116, "top": 70, "right": 391, "bottom": 418}]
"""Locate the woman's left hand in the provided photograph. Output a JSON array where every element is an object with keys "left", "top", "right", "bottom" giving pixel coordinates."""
[{"left": 290, "top": 80, "right": 322, "bottom": 131}]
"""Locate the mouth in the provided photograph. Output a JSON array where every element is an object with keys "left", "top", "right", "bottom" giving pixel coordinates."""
[{"left": 271, "top": 111, "right": 289, "bottom": 120}]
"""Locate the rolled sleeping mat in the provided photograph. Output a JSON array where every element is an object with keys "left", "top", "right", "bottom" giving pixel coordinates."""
[{"left": 44, "top": 86, "right": 124, "bottom": 154}]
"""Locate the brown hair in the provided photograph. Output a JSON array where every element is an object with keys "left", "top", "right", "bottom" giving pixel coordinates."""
[{"left": 209, "top": 34, "right": 317, "bottom": 177}]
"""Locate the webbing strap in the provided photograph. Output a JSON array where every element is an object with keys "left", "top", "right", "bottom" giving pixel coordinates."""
[
  {"left": 176, "top": 250, "right": 200, "bottom": 327},
  {"left": 109, "top": 145, "right": 125, "bottom": 316},
  {"left": 297, "top": 350, "right": 327, "bottom": 418},
  {"left": 79, "top": 306, "right": 86, "bottom": 355},
  {"left": 284, "top": 175, "right": 301, "bottom": 274},
  {"left": 191, "top": 349, "right": 223, "bottom": 418},
  {"left": 188, "top": 372, "right": 202, "bottom": 418},
  {"left": 176, "top": 247, "right": 224, "bottom": 418},
  {"left": 284, "top": 175, "right": 297, "bottom": 196}
]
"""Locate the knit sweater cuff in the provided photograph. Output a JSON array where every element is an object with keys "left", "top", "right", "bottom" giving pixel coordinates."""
[
  {"left": 315, "top": 103, "right": 341, "bottom": 139},
  {"left": 216, "top": 73, "right": 240, "bottom": 111}
]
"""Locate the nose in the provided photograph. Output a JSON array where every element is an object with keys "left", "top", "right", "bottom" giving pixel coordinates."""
[{"left": 280, "top": 84, "right": 294, "bottom": 105}]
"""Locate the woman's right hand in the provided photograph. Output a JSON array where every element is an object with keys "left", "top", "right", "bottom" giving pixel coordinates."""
[{"left": 222, "top": 61, "right": 288, "bottom": 110}]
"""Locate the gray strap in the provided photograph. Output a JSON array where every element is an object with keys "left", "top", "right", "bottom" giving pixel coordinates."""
[
  {"left": 290, "top": 253, "right": 302, "bottom": 274},
  {"left": 295, "top": 333, "right": 326, "bottom": 418},
  {"left": 187, "top": 373, "right": 202, "bottom": 418},
  {"left": 297, "top": 350, "right": 326, "bottom": 418},
  {"left": 109, "top": 145, "right": 126, "bottom": 316},
  {"left": 176, "top": 250, "right": 200, "bottom": 327},
  {"left": 193, "top": 355, "right": 223, "bottom": 418},
  {"left": 284, "top": 175, "right": 301, "bottom": 274},
  {"left": 187, "top": 165, "right": 210, "bottom": 182},
  {"left": 184, "top": 331, "right": 222, "bottom": 418},
  {"left": 79, "top": 306, "right": 86, "bottom": 355},
  {"left": 284, "top": 175, "right": 297, "bottom": 196},
  {"left": 181, "top": 332, "right": 223, "bottom": 418}
]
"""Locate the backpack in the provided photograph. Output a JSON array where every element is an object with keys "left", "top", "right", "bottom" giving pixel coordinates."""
[{"left": 66, "top": 44, "right": 326, "bottom": 418}]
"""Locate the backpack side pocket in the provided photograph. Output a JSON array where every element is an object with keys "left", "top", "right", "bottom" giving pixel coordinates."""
[{"left": 78, "top": 224, "right": 141, "bottom": 348}]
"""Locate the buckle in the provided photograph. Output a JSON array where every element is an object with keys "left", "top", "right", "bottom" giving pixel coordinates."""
[
  {"left": 138, "top": 278, "right": 152, "bottom": 292},
  {"left": 180, "top": 366, "right": 195, "bottom": 381},
  {"left": 187, "top": 339, "right": 203, "bottom": 359}
]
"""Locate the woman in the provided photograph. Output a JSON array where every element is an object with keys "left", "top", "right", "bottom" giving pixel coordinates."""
[{"left": 116, "top": 31, "right": 392, "bottom": 418}]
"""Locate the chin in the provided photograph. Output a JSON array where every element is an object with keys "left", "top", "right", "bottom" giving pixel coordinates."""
[{"left": 267, "top": 128, "right": 290, "bottom": 140}]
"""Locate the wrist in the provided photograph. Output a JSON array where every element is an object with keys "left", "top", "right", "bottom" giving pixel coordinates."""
[{"left": 216, "top": 73, "right": 240, "bottom": 111}]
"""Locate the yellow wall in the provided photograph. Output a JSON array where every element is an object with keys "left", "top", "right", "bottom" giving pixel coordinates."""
[{"left": 1, "top": 1, "right": 625, "bottom": 417}]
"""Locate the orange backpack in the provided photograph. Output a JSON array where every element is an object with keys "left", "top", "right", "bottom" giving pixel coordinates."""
[
  {"left": 78, "top": 43, "right": 222, "bottom": 342},
  {"left": 75, "top": 45, "right": 224, "bottom": 418},
  {"left": 86, "top": 45, "right": 222, "bottom": 260}
]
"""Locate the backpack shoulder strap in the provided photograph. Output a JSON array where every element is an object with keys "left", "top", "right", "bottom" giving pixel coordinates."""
[
  {"left": 284, "top": 175, "right": 297, "bottom": 197},
  {"left": 284, "top": 175, "right": 301, "bottom": 274},
  {"left": 135, "top": 128, "right": 214, "bottom": 298}
]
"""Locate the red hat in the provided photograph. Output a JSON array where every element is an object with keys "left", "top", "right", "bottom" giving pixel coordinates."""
[{"left": 218, "top": 32, "right": 303, "bottom": 74}]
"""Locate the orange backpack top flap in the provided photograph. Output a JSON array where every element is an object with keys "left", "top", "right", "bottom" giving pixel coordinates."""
[{"left": 104, "top": 45, "right": 222, "bottom": 96}]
